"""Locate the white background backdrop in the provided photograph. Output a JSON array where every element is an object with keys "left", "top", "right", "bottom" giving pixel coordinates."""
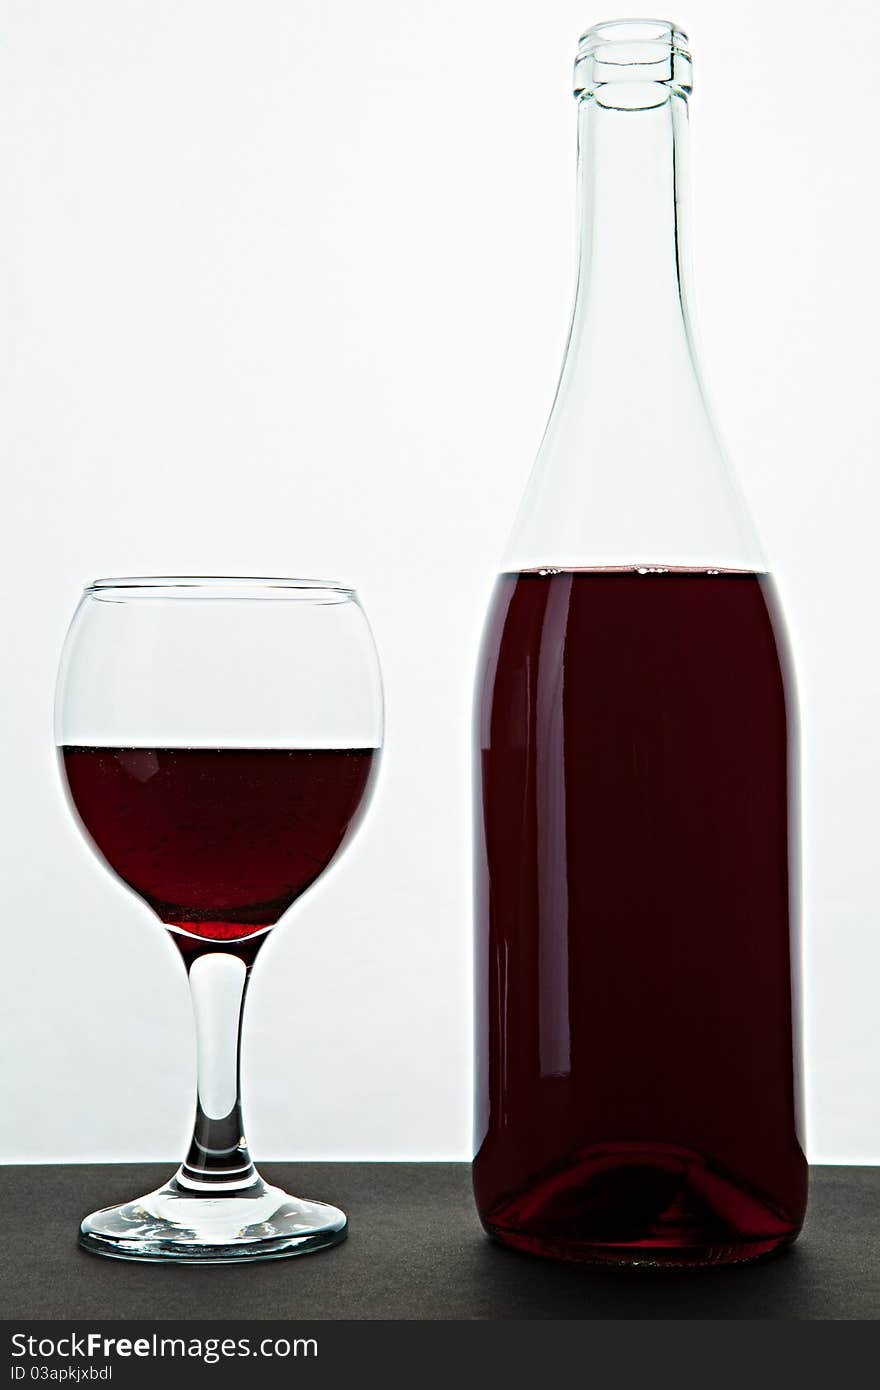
[{"left": 1, "top": 0, "right": 878, "bottom": 1165}]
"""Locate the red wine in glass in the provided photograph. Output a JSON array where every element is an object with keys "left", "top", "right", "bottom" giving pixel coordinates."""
[
  {"left": 61, "top": 746, "right": 376, "bottom": 954},
  {"left": 474, "top": 568, "right": 806, "bottom": 1264}
]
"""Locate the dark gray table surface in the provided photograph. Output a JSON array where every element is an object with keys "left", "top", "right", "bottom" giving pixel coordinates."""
[{"left": 1, "top": 1163, "right": 877, "bottom": 1320}]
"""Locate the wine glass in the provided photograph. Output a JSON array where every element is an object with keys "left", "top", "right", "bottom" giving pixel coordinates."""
[{"left": 55, "top": 577, "right": 383, "bottom": 1262}]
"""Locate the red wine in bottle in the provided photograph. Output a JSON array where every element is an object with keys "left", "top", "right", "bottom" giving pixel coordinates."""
[
  {"left": 473, "top": 22, "right": 806, "bottom": 1265},
  {"left": 61, "top": 747, "right": 376, "bottom": 943},
  {"left": 475, "top": 569, "right": 804, "bottom": 1264}
]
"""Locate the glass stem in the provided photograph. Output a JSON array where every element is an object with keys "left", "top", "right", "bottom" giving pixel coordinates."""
[{"left": 177, "top": 949, "right": 259, "bottom": 1193}]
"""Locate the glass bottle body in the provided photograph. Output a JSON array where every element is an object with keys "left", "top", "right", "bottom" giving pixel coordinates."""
[
  {"left": 473, "top": 23, "right": 806, "bottom": 1265},
  {"left": 474, "top": 567, "right": 805, "bottom": 1264}
]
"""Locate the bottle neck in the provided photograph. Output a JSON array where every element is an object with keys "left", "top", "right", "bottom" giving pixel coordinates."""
[
  {"left": 573, "top": 87, "right": 693, "bottom": 380},
  {"left": 503, "top": 81, "right": 763, "bottom": 574}
]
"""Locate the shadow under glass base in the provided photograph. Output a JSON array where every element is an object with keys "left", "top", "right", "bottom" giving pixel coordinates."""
[{"left": 79, "top": 1171, "right": 347, "bottom": 1263}]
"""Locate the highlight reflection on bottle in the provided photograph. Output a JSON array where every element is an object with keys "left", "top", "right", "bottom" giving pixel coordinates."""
[{"left": 473, "top": 23, "right": 806, "bottom": 1266}]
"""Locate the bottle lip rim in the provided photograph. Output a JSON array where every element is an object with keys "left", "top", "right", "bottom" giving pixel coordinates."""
[
  {"left": 574, "top": 19, "right": 693, "bottom": 100},
  {"left": 577, "top": 19, "right": 690, "bottom": 59}
]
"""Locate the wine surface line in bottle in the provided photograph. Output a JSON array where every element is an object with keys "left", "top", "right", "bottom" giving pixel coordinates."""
[{"left": 473, "top": 21, "right": 806, "bottom": 1265}]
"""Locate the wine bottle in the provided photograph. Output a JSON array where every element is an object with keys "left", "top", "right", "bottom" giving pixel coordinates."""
[{"left": 473, "top": 19, "right": 806, "bottom": 1266}]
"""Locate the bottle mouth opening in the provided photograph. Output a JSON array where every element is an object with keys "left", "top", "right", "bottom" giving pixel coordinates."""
[{"left": 574, "top": 18, "right": 692, "bottom": 101}]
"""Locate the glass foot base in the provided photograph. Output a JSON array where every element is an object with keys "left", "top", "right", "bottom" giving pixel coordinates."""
[{"left": 79, "top": 1172, "right": 347, "bottom": 1263}]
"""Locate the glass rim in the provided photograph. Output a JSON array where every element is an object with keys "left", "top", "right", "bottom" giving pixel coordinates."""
[{"left": 84, "top": 575, "right": 356, "bottom": 598}]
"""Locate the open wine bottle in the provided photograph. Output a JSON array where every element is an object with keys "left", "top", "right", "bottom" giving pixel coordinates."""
[{"left": 473, "top": 20, "right": 806, "bottom": 1265}]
